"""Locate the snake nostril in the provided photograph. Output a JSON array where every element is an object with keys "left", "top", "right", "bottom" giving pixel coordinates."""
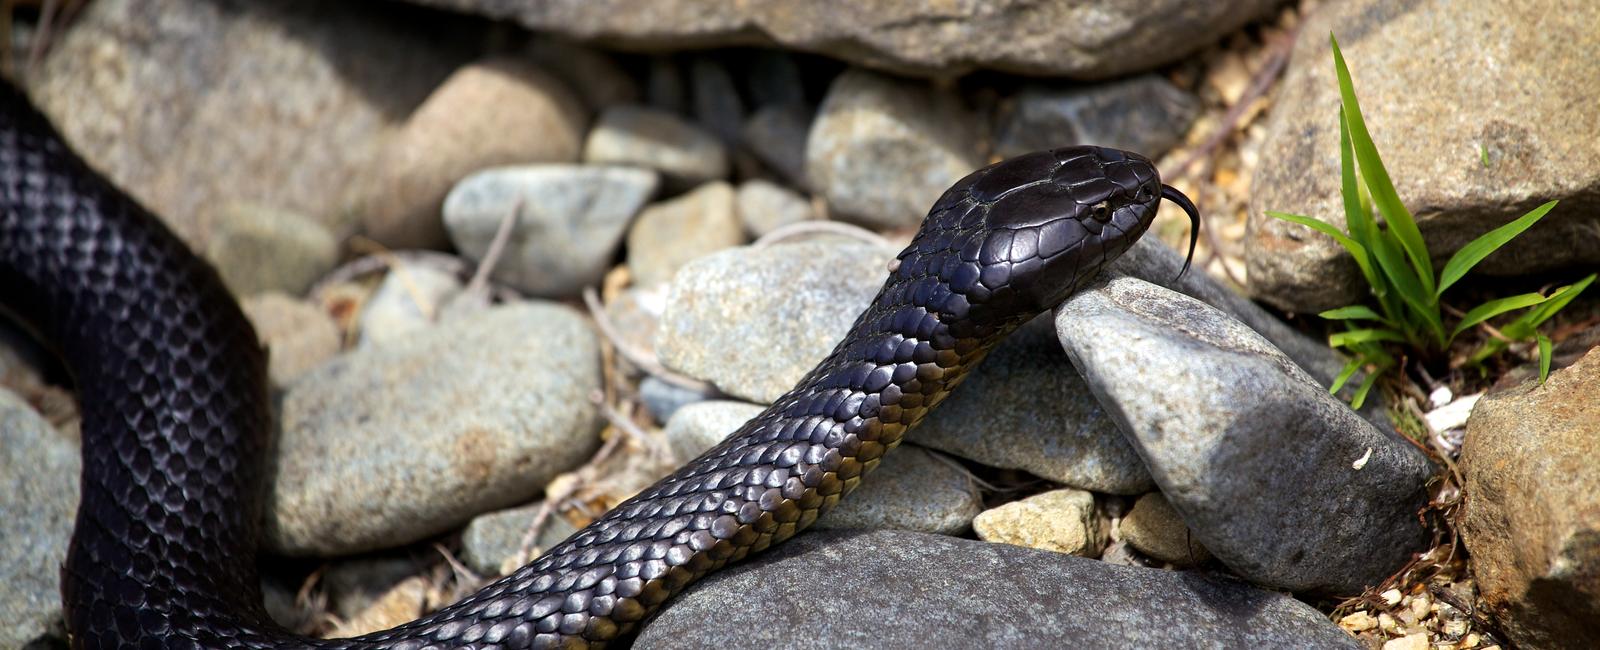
[{"left": 1089, "top": 201, "right": 1113, "bottom": 223}]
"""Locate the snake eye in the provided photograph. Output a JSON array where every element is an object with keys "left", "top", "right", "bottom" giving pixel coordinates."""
[{"left": 1089, "top": 201, "right": 1113, "bottom": 222}]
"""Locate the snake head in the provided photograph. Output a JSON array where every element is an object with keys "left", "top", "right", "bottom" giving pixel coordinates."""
[{"left": 905, "top": 146, "right": 1199, "bottom": 327}]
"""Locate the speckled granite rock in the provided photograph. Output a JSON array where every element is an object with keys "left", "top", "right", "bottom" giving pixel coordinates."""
[
  {"left": 240, "top": 292, "right": 342, "bottom": 388},
  {"left": 626, "top": 181, "right": 744, "bottom": 287},
  {"left": 205, "top": 203, "right": 337, "bottom": 298},
  {"left": 583, "top": 105, "right": 728, "bottom": 187},
  {"left": 0, "top": 390, "right": 78, "bottom": 648},
  {"left": 973, "top": 488, "right": 1105, "bottom": 557}
]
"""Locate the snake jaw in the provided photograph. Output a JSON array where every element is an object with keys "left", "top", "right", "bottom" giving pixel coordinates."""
[{"left": 1160, "top": 184, "right": 1201, "bottom": 281}]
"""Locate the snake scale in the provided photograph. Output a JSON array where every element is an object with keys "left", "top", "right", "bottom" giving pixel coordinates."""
[{"left": 0, "top": 79, "right": 1198, "bottom": 649}]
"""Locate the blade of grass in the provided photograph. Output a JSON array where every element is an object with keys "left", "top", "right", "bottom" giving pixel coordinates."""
[
  {"left": 1330, "top": 356, "right": 1364, "bottom": 394},
  {"left": 1330, "top": 328, "right": 1407, "bottom": 347},
  {"left": 1525, "top": 273, "right": 1596, "bottom": 326},
  {"left": 1370, "top": 230, "right": 1445, "bottom": 345},
  {"left": 1449, "top": 292, "right": 1553, "bottom": 340},
  {"left": 1438, "top": 200, "right": 1560, "bottom": 295},
  {"left": 1537, "top": 334, "right": 1552, "bottom": 384},
  {"left": 1331, "top": 34, "right": 1435, "bottom": 295},
  {"left": 1265, "top": 211, "right": 1380, "bottom": 283},
  {"left": 1320, "top": 305, "right": 1388, "bottom": 322},
  {"left": 1351, "top": 368, "right": 1383, "bottom": 410},
  {"left": 1340, "top": 108, "right": 1378, "bottom": 248}
]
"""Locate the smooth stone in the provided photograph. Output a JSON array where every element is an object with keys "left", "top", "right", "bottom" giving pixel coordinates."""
[
  {"left": 740, "top": 103, "right": 813, "bottom": 189},
  {"left": 356, "top": 263, "right": 463, "bottom": 348},
  {"left": 602, "top": 285, "right": 668, "bottom": 360},
  {"left": 1460, "top": 348, "right": 1600, "bottom": 650},
  {"left": 363, "top": 57, "right": 588, "bottom": 248},
  {"left": 583, "top": 105, "right": 729, "bottom": 187},
  {"left": 735, "top": 179, "right": 814, "bottom": 239},
  {"left": 1248, "top": 0, "right": 1600, "bottom": 312},
  {"left": 806, "top": 69, "right": 982, "bottom": 229},
  {"left": 240, "top": 292, "right": 342, "bottom": 388},
  {"left": 913, "top": 314, "right": 1153, "bottom": 494},
  {"left": 204, "top": 202, "right": 338, "bottom": 298},
  {"left": 625, "top": 181, "right": 744, "bottom": 287},
  {"left": 521, "top": 37, "right": 639, "bottom": 110},
  {"left": 443, "top": 164, "right": 659, "bottom": 297},
  {"left": 1121, "top": 492, "right": 1212, "bottom": 567},
  {"left": 656, "top": 241, "right": 895, "bottom": 403},
  {"left": 637, "top": 529, "right": 1360, "bottom": 648},
  {"left": 0, "top": 390, "right": 78, "bottom": 649},
  {"left": 689, "top": 56, "right": 745, "bottom": 144},
  {"left": 638, "top": 376, "right": 715, "bottom": 425},
  {"left": 458, "top": 501, "right": 581, "bottom": 577},
  {"left": 973, "top": 488, "right": 1105, "bottom": 557},
  {"left": 426, "top": 1, "right": 1283, "bottom": 80},
  {"left": 664, "top": 400, "right": 981, "bottom": 534},
  {"left": 35, "top": 0, "right": 473, "bottom": 249},
  {"left": 995, "top": 75, "right": 1200, "bottom": 160},
  {"left": 1055, "top": 277, "right": 1434, "bottom": 594},
  {"left": 267, "top": 302, "right": 602, "bottom": 555}
]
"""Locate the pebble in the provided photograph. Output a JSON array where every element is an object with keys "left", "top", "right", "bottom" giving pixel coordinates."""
[
  {"left": 626, "top": 181, "right": 744, "bottom": 287},
  {"left": 805, "top": 68, "right": 982, "bottom": 229},
  {"left": 1120, "top": 492, "right": 1212, "bottom": 566},
  {"left": 522, "top": 38, "right": 640, "bottom": 110},
  {"left": 240, "top": 292, "right": 342, "bottom": 388},
  {"left": 442, "top": 164, "right": 659, "bottom": 296},
  {"left": 458, "top": 501, "right": 581, "bottom": 577},
  {"left": 994, "top": 75, "right": 1199, "bottom": 160},
  {"left": 1055, "top": 276, "right": 1434, "bottom": 594},
  {"left": 356, "top": 263, "right": 463, "bottom": 348},
  {"left": 689, "top": 56, "right": 745, "bottom": 144},
  {"left": 1460, "top": 347, "right": 1600, "bottom": 649},
  {"left": 735, "top": 179, "right": 815, "bottom": 239},
  {"left": 637, "top": 529, "right": 1360, "bottom": 648},
  {"left": 973, "top": 488, "right": 1105, "bottom": 557},
  {"left": 740, "top": 103, "right": 814, "bottom": 189},
  {"left": 583, "top": 105, "right": 729, "bottom": 187},
  {"left": 639, "top": 376, "right": 716, "bottom": 425},
  {"left": 266, "top": 302, "right": 602, "bottom": 555},
  {"left": 0, "top": 390, "right": 78, "bottom": 649},
  {"left": 204, "top": 202, "right": 338, "bottom": 298},
  {"left": 363, "top": 57, "right": 587, "bottom": 248}
]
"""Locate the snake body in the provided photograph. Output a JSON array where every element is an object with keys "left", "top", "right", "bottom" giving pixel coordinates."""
[{"left": 0, "top": 80, "right": 1198, "bottom": 648}]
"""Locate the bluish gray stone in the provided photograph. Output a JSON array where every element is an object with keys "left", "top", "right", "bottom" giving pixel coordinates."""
[{"left": 0, "top": 389, "right": 78, "bottom": 649}]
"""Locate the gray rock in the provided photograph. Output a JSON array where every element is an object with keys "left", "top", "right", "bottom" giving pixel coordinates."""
[
  {"left": 583, "top": 105, "right": 729, "bottom": 187},
  {"left": 1055, "top": 277, "right": 1434, "bottom": 594},
  {"left": 602, "top": 285, "right": 669, "bottom": 360},
  {"left": 415, "top": 1, "right": 1282, "bottom": 80},
  {"left": 740, "top": 103, "right": 813, "bottom": 189},
  {"left": 205, "top": 203, "right": 338, "bottom": 298},
  {"left": 1461, "top": 347, "right": 1600, "bottom": 650},
  {"left": 639, "top": 376, "right": 715, "bottom": 425},
  {"left": 689, "top": 56, "right": 745, "bottom": 144},
  {"left": 1121, "top": 492, "right": 1211, "bottom": 567},
  {"left": 241, "top": 292, "right": 342, "bottom": 388},
  {"left": 34, "top": 0, "right": 475, "bottom": 250},
  {"left": 458, "top": 501, "right": 581, "bottom": 577},
  {"left": 521, "top": 38, "right": 639, "bottom": 110},
  {"left": 664, "top": 401, "right": 981, "bottom": 534},
  {"left": 267, "top": 302, "right": 602, "bottom": 555},
  {"left": 973, "top": 488, "right": 1105, "bottom": 557},
  {"left": 914, "top": 314, "right": 1153, "bottom": 494},
  {"left": 0, "top": 390, "right": 78, "bottom": 649},
  {"left": 637, "top": 529, "right": 1360, "bottom": 648},
  {"left": 995, "top": 75, "right": 1200, "bottom": 160},
  {"left": 657, "top": 241, "right": 895, "bottom": 403},
  {"left": 806, "top": 69, "right": 982, "bottom": 229},
  {"left": 626, "top": 181, "right": 744, "bottom": 287},
  {"left": 443, "top": 164, "right": 659, "bottom": 297},
  {"left": 1248, "top": 0, "right": 1600, "bottom": 312},
  {"left": 362, "top": 57, "right": 588, "bottom": 248},
  {"left": 735, "top": 179, "right": 814, "bottom": 239},
  {"left": 357, "top": 263, "right": 463, "bottom": 348}
]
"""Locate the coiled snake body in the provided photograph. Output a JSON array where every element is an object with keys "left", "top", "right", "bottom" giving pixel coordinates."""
[{"left": 0, "top": 81, "right": 1198, "bottom": 648}]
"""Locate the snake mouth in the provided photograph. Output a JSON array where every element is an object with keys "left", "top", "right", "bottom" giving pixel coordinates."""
[{"left": 1160, "top": 184, "right": 1201, "bottom": 280}]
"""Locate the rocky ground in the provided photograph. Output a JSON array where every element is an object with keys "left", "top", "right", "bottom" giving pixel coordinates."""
[{"left": 2, "top": 0, "right": 1597, "bottom": 648}]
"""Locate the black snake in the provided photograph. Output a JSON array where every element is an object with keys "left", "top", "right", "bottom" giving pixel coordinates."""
[{"left": 0, "top": 79, "right": 1198, "bottom": 649}]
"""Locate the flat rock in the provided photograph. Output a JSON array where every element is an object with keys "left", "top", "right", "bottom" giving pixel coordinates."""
[
  {"left": 458, "top": 501, "right": 581, "bottom": 577},
  {"left": 412, "top": 0, "right": 1282, "bottom": 80},
  {"left": 805, "top": 69, "right": 982, "bottom": 229},
  {"left": 1248, "top": 0, "right": 1600, "bottom": 312},
  {"left": 1122, "top": 492, "right": 1212, "bottom": 567},
  {"left": 664, "top": 400, "right": 981, "bottom": 535},
  {"left": 240, "top": 292, "right": 342, "bottom": 388},
  {"left": 636, "top": 529, "right": 1360, "bottom": 648},
  {"left": 583, "top": 105, "right": 729, "bottom": 187},
  {"left": 34, "top": 0, "right": 474, "bottom": 250},
  {"left": 995, "top": 75, "right": 1200, "bottom": 160},
  {"left": 357, "top": 263, "right": 463, "bottom": 348},
  {"left": 267, "top": 302, "right": 602, "bottom": 555},
  {"left": 1460, "top": 347, "right": 1600, "bottom": 650},
  {"left": 735, "top": 179, "right": 815, "bottom": 239},
  {"left": 973, "top": 488, "right": 1105, "bottom": 557},
  {"left": 443, "top": 164, "right": 659, "bottom": 296},
  {"left": 205, "top": 203, "right": 338, "bottom": 298},
  {"left": 638, "top": 376, "right": 715, "bottom": 425},
  {"left": 0, "top": 390, "right": 78, "bottom": 648},
  {"left": 363, "top": 57, "right": 588, "bottom": 248},
  {"left": 1055, "top": 277, "right": 1434, "bottom": 594},
  {"left": 740, "top": 104, "right": 813, "bottom": 190},
  {"left": 626, "top": 181, "right": 744, "bottom": 287}
]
